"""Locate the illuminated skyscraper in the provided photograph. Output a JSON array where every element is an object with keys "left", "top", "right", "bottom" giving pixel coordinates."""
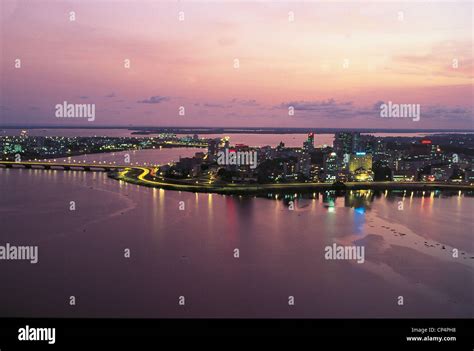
[
  {"left": 334, "top": 132, "right": 360, "bottom": 157},
  {"left": 323, "top": 152, "right": 338, "bottom": 182},
  {"left": 297, "top": 152, "right": 311, "bottom": 177},
  {"left": 303, "top": 132, "right": 315, "bottom": 152},
  {"left": 207, "top": 139, "right": 219, "bottom": 161}
]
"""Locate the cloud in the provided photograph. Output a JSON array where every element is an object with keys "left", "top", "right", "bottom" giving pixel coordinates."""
[
  {"left": 230, "top": 98, "right": 260, "bottom": 107},
  {"left": 194, "top": 100, "right": 258, "bottom": 108},
  {"left": 373, "top": 101, "right": 385, "bottom": 110},
  {"left": 371, "top": 101, "right": 472, "bottom": 122},
  {"left": 203, "top": 102, "right": 230, "bottom": 108},
  {"left": 277, "top": 99, "right": 362, "bottom": 119},
  {"left": 276, "top": 98, "right": 472, "bottom": 123},
  {"left": 105, "top": 93, "right": 116, "bottom": 98},
  {"left": 422, "top": 105, "right": 472, "bottom": 122},
  {"left": 279, "top": 99, "right": 353, "bottom": 111},
  {"left": 137, "top": 96, "right": 170, "bottom": 104},
  {"left": 79, "top": 96, "right": 89, "bottom": 99}
]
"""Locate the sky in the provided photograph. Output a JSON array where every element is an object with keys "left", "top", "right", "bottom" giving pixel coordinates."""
[{"left": 0, "top": 0, "right": 473, "bottom": 129}]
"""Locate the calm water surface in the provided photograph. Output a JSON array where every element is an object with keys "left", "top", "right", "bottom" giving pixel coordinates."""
[{"left": 0, "top": 147, "right": 473, "bottom": 318}]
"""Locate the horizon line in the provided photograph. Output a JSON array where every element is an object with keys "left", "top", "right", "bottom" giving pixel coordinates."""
[{"left": 1, "top": 125, "right": 474, "bottom": 133}]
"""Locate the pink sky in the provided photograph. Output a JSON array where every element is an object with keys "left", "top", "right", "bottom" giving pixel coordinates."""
[{"left": 1, "top": 0, "right": 473, "bottom": 129}]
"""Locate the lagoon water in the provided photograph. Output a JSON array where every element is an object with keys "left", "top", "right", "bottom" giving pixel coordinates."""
[
  {"left": 1, "top": 128, "right": 441, "bottom": 148},
  {"left": 0, "top": 142, "right": 473, "bottom": 318}
]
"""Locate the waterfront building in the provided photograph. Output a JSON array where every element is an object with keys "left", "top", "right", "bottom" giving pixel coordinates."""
[
  {"left": 352, "top": 168, "right": 374, "bottom": 182},
  {"left": 393, "top": 170, "right": 416, "bottom": 182},
  {"left": 348, "top": 152, "right": 372, "bottom": 173},
  {"left": 207, "top": 139, "right": 219, "bottom": 161},
  {"left": 322, "top": 152, "right": 338, "bottom": 182},
  {"left": 297, "top": 152, "right": 311, "bottom": 178},
  {"left": 334, "top": 132, "right": 360, "bottom": 157},
  {"left": 303, "top": 132, "right": 315, "bottom": 152}
]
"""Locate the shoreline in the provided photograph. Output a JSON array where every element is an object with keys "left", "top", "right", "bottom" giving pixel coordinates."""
[
  {"left": 110, "top": 167, "right": 474, "bottom": 195},
  {"left": 2, "top": 162, "right": 472, "bottom": 194}
]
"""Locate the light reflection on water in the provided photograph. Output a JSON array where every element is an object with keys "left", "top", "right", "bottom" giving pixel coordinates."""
[{"left": 0, "top": 166, "right": 472, "bottom": 318}]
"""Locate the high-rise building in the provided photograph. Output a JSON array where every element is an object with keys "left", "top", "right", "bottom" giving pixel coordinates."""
[
  {"left": 349, "top": 152, "right": 372, "bottom": 173},
  {"left": 303, "top": 132, "right": 315, "bottom": 152},
  {"left": 359, "top": 135, "right": 376, "bottom": 154},
  {"left": 297, "top": 152, "right": 311, "bottom": 177},
  {"left": 322, "top": 152, "right": 338, "bottom": 182},
  {"left": 333, "top": 132, "right": 360, "bottom": 157},
  {"left": 207, "top": 139, "right": 219, "bottom": 161},
  {"left": 324, "top": 152, "right": 338, "bottom": 171}
]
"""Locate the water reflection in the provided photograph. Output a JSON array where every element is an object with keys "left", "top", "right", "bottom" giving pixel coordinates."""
[
  {"left": 1, "top": 167, "right": 472, "bottom": 318},
  {"left": 263, "top": 189, "right": 471, "bottom": 212}
]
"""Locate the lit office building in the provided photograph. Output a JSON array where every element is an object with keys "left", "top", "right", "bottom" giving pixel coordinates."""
[
  {"left": 207, "top": 139, "right": 219, "bottom": 161},
  {"left": 334, "top": 132, "right": 360, "bottom": 157},
  {"left": 303, "top": 132, "right": 315, "bottom": 152},
  {"left": 297, "top": 152, "right": 312, "bottom": 177},
  {"left": 349, "top": 152, "right": 372, "bottom": 173},
  {"left": 323, "top": 152, "right": 338, "bottom": 182}
]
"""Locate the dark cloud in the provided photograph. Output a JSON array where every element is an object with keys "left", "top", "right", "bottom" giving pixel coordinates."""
[
  {"left": 230, "top": 98, "right": 260, "bottom": 107},
  {"left": 373, "top": 101, "right": 385, "bottom": 110},
  {"left": 105, "top": 93, "right": 116, "bottom": 98},
  {"left": 137, "top": 96, "right": 170, "bottom": 104},
  {"left": 422, "top": 105, "right": 472, "bottom": 122},
  {"left": 279, "top": 99, "right": 353, "bottom": 111},
  {"left": 276, "top": 99, "right": 361, "bottom": 119},
  {"left": 372, "top": 101, "right": 472, "bottom": 122},
  {"left": 79, "top": 96, "right": 89, "bottom": 99},
  {"left": 276, "top": 99, "right": 471, "bottom": 123}
]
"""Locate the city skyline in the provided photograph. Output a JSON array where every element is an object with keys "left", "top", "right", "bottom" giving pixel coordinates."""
[{"left": 2, "top": 130, "right": 472, "bottom": 191}]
